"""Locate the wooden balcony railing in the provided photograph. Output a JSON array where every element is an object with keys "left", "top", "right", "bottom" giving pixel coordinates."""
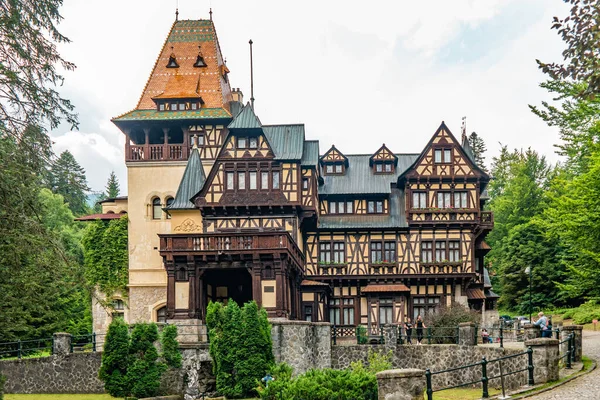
[
  {"left": 419, "top": 262, "right": 466, "bottom": 274},
  {"left": 480, "top": 211, "right": 493, "bottom": 229},
  {"left": 159, "top": 231, "right": 304, "bottom": 268},
  {"left": 126, "top": 143, "right": 188, "bottom": 162},
  {"left": 408, "top": 208, "right": 493, "bottom": 230}
]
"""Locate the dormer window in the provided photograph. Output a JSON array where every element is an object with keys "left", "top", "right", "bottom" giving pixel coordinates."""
[
  {"left": 166, "top": 55, "right": 179, "bottom": 68},
  {"left": 249, "top": 137, "right": 258, "bottom": 149},
  {"left": 434, "top": 149, "right": 452, "bottom": 163},
  {"left": 323, "top": 162, "right": 345, "bottom": 175},
  {"left": 374, "top": 162, "right": 394, "bottom": 174},
  {"left": 159, "top": 104, "right": 165, "bottom": 111},
  {"left": 237, "top": 137, "right": 247, "bottom": 149},
  {"left": 156, "top": 100, "right": 203, "bottom": 112}
]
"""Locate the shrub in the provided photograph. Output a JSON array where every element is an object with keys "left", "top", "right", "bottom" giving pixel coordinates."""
[
  {"left": 126, "top": 323, "right": 166, "bottom": 398},
  {"left": 207, "top": 300, "right": 274, "bottom": 398},
  {"left": 426, "top": 303, "right": 481, "bottom": 344},
  {"left": 161, "top": 324, "right": 182, "bottom": 368},
  {"left": 356, "top": 325, "right": 367, "bottom": 344},
  {"left": 99, "top": 318, "right": 130, "bottom": 397}
]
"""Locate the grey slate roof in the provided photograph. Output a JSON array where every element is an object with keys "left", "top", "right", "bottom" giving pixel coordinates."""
[
  {"left": 318, "top": 189, "right": 408, "bottom": 229},
  {"left": 227, "top": 102, "right": 262, "bottom": 130},
  {"left": 319, "top": 154, "right": 419, "bottom": 195},
  {"left": 263, "top": 124, "right": 305, "bottom": 160},
  {"left": 301, "top": 140, "right": 319, "bottom": 167},
  {"left": 167, "top": 147, "right": 206, "bottom": 210},
  {"left": 483, "top": 267, "right": 493, "bottom": 288},
  {"left": 461, "top": 136, "right": 477, "bottom": 166}
]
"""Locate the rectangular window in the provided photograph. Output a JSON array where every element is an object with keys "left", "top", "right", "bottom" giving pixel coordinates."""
[
  {"left": 337, "top": 201, "right": 345, "bottom": 214},
  {"left": 329, "top": 299, "right": 341, "bottom": 325},
  {"left": 379, "top": 298, "right": 393, "bottom": 325},
  {"left": 226, "top": 172, "right": 234, "bottom": 190},
  {"left": 272, "top": 171, "right": 280, "bottom": 189},
  {"left": 171, "top": 103, "right": 177, "bottom": 111},
  {"left": 343, "top": 298, "right": 355, "bottom": 325},
  {"left": 159, "top": 103, "right": 165, "bottom": 111},
  {"left": 413, "top": 192, "right": 427, "bottom": 209},
  {"left": 413, "top": 297, "right": 440, "bottom": 319},
  {"left": 238, "top": 172, "right": 246, "bottom": 190},
  {"left": 333, "top": 242, "right": 345, "bottom": 263},
  {"left": 371, "top": 242, "right": 383, "bottom": 263},
  {"left": 237, "top": 137, "right": 247, "bottom": 149},
  {"left": 376, "top": 201, "right": 383, "bottom": 213},
  {"left": 329, "top": 202, "right": 337, "bottom": 214},
  {"left": 385, "top": 163, "right": 392, "bottom": 172},
  {"left": 249, "top": 137, "right": 258, "bottom": 149},
  {"left": 335, "top": 164, "right": 342, "bottom": 173},
  {"left": 326, "top": 165, "right": 333, "bottom": 174},
  {"left": 434, "top": 149, "right": 442, "bottom": 163},
  {"left": 376, "top": 163, "right": 383, "bottom": 172},
  {"left": 437, "top": 192, "right": 451, "bottom": 208},
  {"left": 302, "top": 178, "right": 309, "bottom": 190},
  {"left": 346, "top": 201, "right": 353, "bottom": 214},
  {"left": 454, "top": 192, "right": 468, "bottom": 208},
  {"left": 368, "top": 201, "right": 375, "bottom": 213},
  {"left": 319, "top": 242, "right": 331, "bottom": 263},
  {"left": 191, "top": 103, "right": 198, "bottom": 110},
  {"left": 434, "top": 149, "right": 451, "bottom": 163},
  {"left": 249, "top": 172, "right": 257, "bottom": 190},
  {"left": 421, "top": 242, "right": 433, "bottom": 263},
  {"left": 261, "top": 172, "right": 269, "bottom": 189},
  {"left": 435, "top": 241, "right": 446, "bottom": 262},
  {"left": 448, "top": 241, "right": 460, "bottom": 262},
  {"left": 197, "top": 134, "right": 205, "bottom": 146},
  {"left": 384, "top": 241, "right": 396, "bottom": 263},
  {"left": 304, "top": 305, "right": 313, "bottom": 322},
  {"left": 178, "top": 103, "right": 185, "bottom": 111},
  {"left": 444, "top": 149, "right": 452, "bottom": 163}
]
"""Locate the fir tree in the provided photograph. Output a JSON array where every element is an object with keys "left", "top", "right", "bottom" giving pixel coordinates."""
[
  {"left": 105, "top": 171, "right": 120, "bottom": 198},
  {"left": 48, "top": 150, "right": 91, "bottom": 216},
  {"left": 126, "top": 323, "right": 166, "bottom": 398},
  {"left": 99, "top": 318, "right": 130, "bottom": 397},
  {"left": 468, "top": 132, "right": 488, "bottom": 172}
]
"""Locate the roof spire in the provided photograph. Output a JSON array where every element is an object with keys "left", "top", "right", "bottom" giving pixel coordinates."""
[
  {"left": 461, "top": 116, "right": 467, "bottom": 142},
  {"left": 249, "top": 39, "right": 255, "bottom": 110},
  {"left": 209, "top": 7, "right": 213, "bottom": 21},
  {"left": 175, "top": 0, "right": 179, "bottom": 21},
  {"left": 192, "top": 134, "right": 199, "bottom": 149}
]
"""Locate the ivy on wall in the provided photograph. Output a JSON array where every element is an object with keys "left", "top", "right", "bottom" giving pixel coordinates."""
[{"left": 82, "top": 215, "right": 128, "bottom": 307}]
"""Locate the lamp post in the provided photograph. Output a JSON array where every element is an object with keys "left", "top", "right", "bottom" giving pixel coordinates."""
[{"left": 524, "top": 265, "right": 532, "bottom": 323}]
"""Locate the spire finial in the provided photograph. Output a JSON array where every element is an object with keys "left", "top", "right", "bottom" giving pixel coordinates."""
[
  {"left": 175, "top": 0, "right": 179, "bottom": 21},
  {"left": 192, "top": 134, "right": 199, "bottom": 149},
  {"left": 249, "top": 39, "right": 255, "bottom": 110},
  {"left": 461, "top": 116, "right": 467, "bottom": 142},
  {"left": 209, "top": 8, "right": 213, "bottom": 21}
]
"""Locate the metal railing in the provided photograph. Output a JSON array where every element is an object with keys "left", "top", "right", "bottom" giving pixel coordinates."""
[
  {"left": 398, "top": 326, "right": 459, "bottom": 345},
  {"left": 0, "top": 337, "right": 54, "bottom": 359},
  {"left": 558, "top": 333, "right": 575, "bottom": 369},
  {"left": 425, "top": 347, "right": 533, "bottom": 399},
  {"left": 331, "top": 325, "right": 383, "bottom": 345}
]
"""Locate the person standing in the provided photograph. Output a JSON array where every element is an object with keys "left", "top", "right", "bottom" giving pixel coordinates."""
[
  {"left": 534, "top": 312, "right": 550, "bottom": 338},
  {"left": 416, "top": 315, "right": 426, "bottom": 345},
  {"left": 404, "top": 318, "right": 413, "bottom": 344}
]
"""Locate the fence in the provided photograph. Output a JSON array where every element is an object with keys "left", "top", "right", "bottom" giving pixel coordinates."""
[
  {"left": 558, "top": 333, "right": 575, "bottom": 369},
  {"left": 0, "top": 338, "right": 54, "bottom": 359},
  {"left": 331, "top": 325, "right": 462, "bottom": 345},
  {"left": 425, "top": 347, "right": 533, "bottom": 399},
  {"left": 479, "top": 325, "right": 560, "bottom": 347},
  {"left": 331, "top": 325, "right": 383, "bottom": 345},
  {"left": 398, "top": 326, "right": 459, "bottom": 345}
]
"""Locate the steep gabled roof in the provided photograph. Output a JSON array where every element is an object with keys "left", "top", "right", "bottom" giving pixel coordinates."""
[
  {"left": 262, "top": 124, "right": 305, "bottom": 160},
  {"left": 227, "top": 102, "right": 262, "bottom": 130},
  {"left": 301, "top": 140, "right": 320, "bottom": 167},
  {"left": 369, "top": 144, "right": 398, "bottom": 166},
  {"left": 168, "top": 147, "right": 206, "bottom": 210},
  {"left": 320, "top": 145, "right": 348, "bottom": 167}
]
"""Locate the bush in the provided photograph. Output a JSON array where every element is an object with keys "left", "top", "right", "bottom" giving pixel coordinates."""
[
  {"left": 356, "top": 325, "right": 367, "bottom": 344},
  {"left": 426, "top": 303, "right": 481, "bottom": 343},
  {"left": 161, "top": 324, "right": 182, "bottom": 368},
  {"left": 560, "top": 301, "right": 600, "bottom": 324},
  {"left": 126, "top": 323, "right": 166, "bottom": 398},
  {"left": 207, "top": 300, "right": 274, "bottom": 398},
  {"left": 99, "top": 318, "right": 130, "bottom": 397}
]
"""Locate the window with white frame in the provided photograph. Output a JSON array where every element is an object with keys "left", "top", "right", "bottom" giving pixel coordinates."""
[{"left": 412, "top": 192, "right": 427, "bottom": 209}]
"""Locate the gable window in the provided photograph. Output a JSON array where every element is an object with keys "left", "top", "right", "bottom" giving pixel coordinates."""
[
  {"left": 437, "top": 192, "right": 451, "bottom": 208},
  {"left": 421, "top": 241, "right": 433, "bottom": 263},
  {"left": 435, "top": 242, "right": 446, "bottom": 262},
  {"left": 249, "top": 137, "right": 258, "bottom": 149},
  {"left": 454, "top": 192, "right": 468, "bottom": 208},
  {"left": 159, "top": 103, "right": 165, "bottom": 111},
  {"left": 152, "top": 197, "right": 162, "bottom": 219},
  {"left": 272, "top": 171, "right": 280, "bottom": 189},
  {"left": 226, "top": 172, "right": 234, "bottom": 190},
  {"left": 249, "top": 172, "right": 257, "bottom": 190},
  {"left": 261, "top": 172, "right": 269, "bottom": 189},
  {"left": 335, "top": 164, "right": 342, "bottom": 173},
  {"left": 385, "top": 163, "right": 392, "bottom": 172},
  {"left": 238, "top": 172, "right": 246, "bottom": 190},
  {"left": 412, "top": 192, "right": 427, "bottom": 209},
  {"left": 448, "top": 241, "right": 461, "bottom": 262},
  {"left": 326, "top": 165, "right": 333, "bottom": 174},
  {"left": 237, "top": 137, "right": 247, "bottom": 149},
  {"left": 434, "top": 149, "right": 452, "bottom": 164},
  {"left": 376, "top": 164, "right": 383, "bottom": 172}
]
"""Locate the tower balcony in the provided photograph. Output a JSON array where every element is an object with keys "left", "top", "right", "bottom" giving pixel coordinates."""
[{"left": 127, "top": 143, "right": 189, "bottom": 162}]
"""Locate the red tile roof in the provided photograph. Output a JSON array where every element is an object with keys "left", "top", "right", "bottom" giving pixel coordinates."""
[
  {"left": 361, "top": 284, "right": 410, "bottom": 293},
  {"left": 301, "top": 280, "right": 330, "bottom": 287},
  {"left": 75, "top": 213, "right": 125, "bottom": 221},
  {"left": 466, "top": 288, "right": 486, "bottom": 300}
]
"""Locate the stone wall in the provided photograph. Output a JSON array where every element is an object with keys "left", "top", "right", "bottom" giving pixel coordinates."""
[
  {"left": 0, "top": 353, "right": 104, "bottom": 394},
  {"left": 160, "top": 346, "right": 214, "bottom": 397},
  {"left": 332, "top": 344, "right": 528, "bottom": 390},
  {"left": 271, "top": 319, "right": 331, "bottom": 375}
]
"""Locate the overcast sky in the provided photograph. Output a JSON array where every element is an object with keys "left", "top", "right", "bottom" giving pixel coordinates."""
[{"left": 51, "top": 0, "right": 569, "bottom": 193}]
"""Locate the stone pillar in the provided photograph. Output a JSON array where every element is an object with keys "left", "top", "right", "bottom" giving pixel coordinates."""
[
  {"left": 524, "top": 324, "right": 540, "bottom": 340},
  {"left": 458, "top": 322, "right": 477, "bottom": 346},
  {"left": 561, "top": 325, "right": 583, "bottom": 362},
  {"left": 524, "top": 338, "right": 559, "bottom": 384},
  {"left": 383, "top": 324, "right": 398, "bottom": 352},
  {"left": 376, "top": 369, "right": 426, "bottom": 400},
  {"left": 53, "top": 332, "right": 72, "bottom": 356},
  {"left": 313, "top": 322, "right": 332, "bottom": 369}
]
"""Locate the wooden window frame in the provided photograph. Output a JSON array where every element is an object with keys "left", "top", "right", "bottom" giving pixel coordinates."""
[
  {"left": 454, "top": 191, "right": 468, "bottom": 208},
  {"left": 323, "top": 162, "right": 345, "bottom": 175},
  {"left": 329, "top": 296, "right": 355, "bottom": 326},
  {"left": 237, "top": 137, "right": 247, "bottom": 149},
  {"left": 152, "top": 197, "right": 162, "bottom": 220},
  {"left": 237, "top": 171, "right": 246, "bottom": 190},
  {"left": 412, "top": 191, "right": 427, "bottom": 209},
  {"left": 437, "top": 192, "right": 452, "bottom": 208},
  {"left": 434, "top": 148, "right": 452, "bottom": 164},
  {"left": 319, "top": 240, "right": 345, "bottom": 264},
  {"left": 367, "top": 200, "right": 385, "bottom": 214},
  {"left": 249, "top": 137, "right": 258, "bottom": 149},
  {"left": 302, "top": 178, "right": 309, "bottom": 190},
  {"left": 421, "top": 241, "right": 433, "bottom": 263},
  {"left": 226, "top": 171, "right": 234, "bottom": 191},
  {"left": 249, "top": 171, "right": 257, "bottom": 190},
  {"left": 165, "top": 197, "right": 174, "bottom": 219},
  {"left": 272, "top": 171, "right": 280, "bottom": 190},
  {"left": 422, "top": 240, "right": 462, "bottom": 264},
  {"left": 261, "top": 171, "right": 269, "bottom": 190},
  {"left": 412, "top": 296, "right": 440, "bottom": 319}
]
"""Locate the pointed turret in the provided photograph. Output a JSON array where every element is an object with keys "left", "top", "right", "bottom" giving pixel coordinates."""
[{"left": 167, "top": 145, "right": 206, "bottom": 210}]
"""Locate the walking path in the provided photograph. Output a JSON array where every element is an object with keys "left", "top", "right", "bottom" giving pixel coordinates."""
[{"left": 527, "top": 330, "right": 600, "bottom": 399}]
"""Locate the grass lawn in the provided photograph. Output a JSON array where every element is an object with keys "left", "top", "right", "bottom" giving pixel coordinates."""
[
  {"left": 5, "top": 395, "right": 119, "bottom": 400},
  {"left": 423, "top": 387, "right": 500, "bottom": 399}
]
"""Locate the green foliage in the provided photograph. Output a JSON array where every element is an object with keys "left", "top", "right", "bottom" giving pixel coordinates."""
[
  {"left": 99, "top": 318, "right": 130, "bottom": 398},
  {"left": 82, "top": 216, "right": 128, "bottom": 306},
  {"left": 561, "top": 301, "right": 600, "bottom": 324},
  {"left": 356, "top": 325, "right": 367, "bottom": 344},
  {"left": 47, "top": 150, "right": 91, "bottom": 216},
  {"left": 467, "top": 131, "right": 488, "bottom": 172},
  {"left": 349, "top": 349, "right": 393, "bottom": 375},
  {"left": 206, "top": 300, "right": 274, "bottom": 398},
  {"left": 427, "top": 304, "right": 481, "bottom": 344},
  {"left": 257, "top": 364, "right": 378, "bottom": 400},
  {"left": 161, "top": 324, "right": 182, "bottom": 369},
  {"left": 126, "top": 323, "right": 166, "bottom": 398},
  {"left": 105, "top": 171, "right": 120, "bottom": 199}
]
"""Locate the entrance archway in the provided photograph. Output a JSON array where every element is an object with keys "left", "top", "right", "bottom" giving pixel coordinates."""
[{"left": 203, "top": 268, "right": 253, "bottom": 309}]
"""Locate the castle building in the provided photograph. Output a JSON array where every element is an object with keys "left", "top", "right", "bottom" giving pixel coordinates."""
[{"left": 103, "top": 17, "right": 496, "bottom": 335}]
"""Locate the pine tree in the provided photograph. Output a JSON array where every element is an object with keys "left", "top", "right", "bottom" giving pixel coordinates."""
[
  {"left": 105, "top": 171, "right": 120, "bottom": 198},
  {"left": 468, "top": 132, "right": 488, "bottom": 172},
  {"left": 48, "top": 150, "right": 91, "bottom": 216},
  {"left": 126, "top": 323, "right": 166, "bottom": 398},
  {"left": 99, "top": 318, "right": 130, "bottom": 398}
]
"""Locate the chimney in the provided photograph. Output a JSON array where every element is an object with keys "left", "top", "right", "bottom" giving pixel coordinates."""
[{"left": 231, "top": 88, "right": 244, "bottom": 104}]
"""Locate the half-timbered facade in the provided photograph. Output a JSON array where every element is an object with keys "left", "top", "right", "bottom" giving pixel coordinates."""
[{"left": 106, "top": 16, "right": 496, "bottom": 335}]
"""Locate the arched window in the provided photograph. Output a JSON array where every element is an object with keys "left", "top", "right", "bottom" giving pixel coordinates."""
[
  {"left": 156, "top": 306, "right": 167, "bottom": 323},
  {"left": 152, "top": 197, "right": 162, "bottom": 220},
  {"left": 166, "top": 197, "right": 174, "bottom": 219}
]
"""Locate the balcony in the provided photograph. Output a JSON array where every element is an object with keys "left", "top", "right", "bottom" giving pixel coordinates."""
[
  {"left": 408, "top": 208, "right": 478, "bottom": 224},
  {"left": 159, "top": 231, "right": 304, "bottom": 268},
  {"left": 419, "top": 261, "right": 466, "bottom": 274},
  {"left": 480, "top": 211, "right": 494, "bottom": 230},
  {"left": 127, "top": 143, "right": 188, "bottom": 162}
]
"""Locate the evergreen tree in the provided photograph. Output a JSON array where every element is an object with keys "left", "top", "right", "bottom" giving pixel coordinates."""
[
  {"left": 99, "top": 318, "right": 130, "bottom": 398},
  {"left": 161, "top": 325, "right": 182, "bottom": 369},
  {"left": 467, "top": 132, "right": 488, "bottom": 172},
  {"left": 105, "top": 171, "right": 120, "bottom": 198},
  {"left": 48, "top": 150, "right": 91, "bottom": 216},
  {"left": 126, "top": 323, "right": 166, "bottom": 398}
]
